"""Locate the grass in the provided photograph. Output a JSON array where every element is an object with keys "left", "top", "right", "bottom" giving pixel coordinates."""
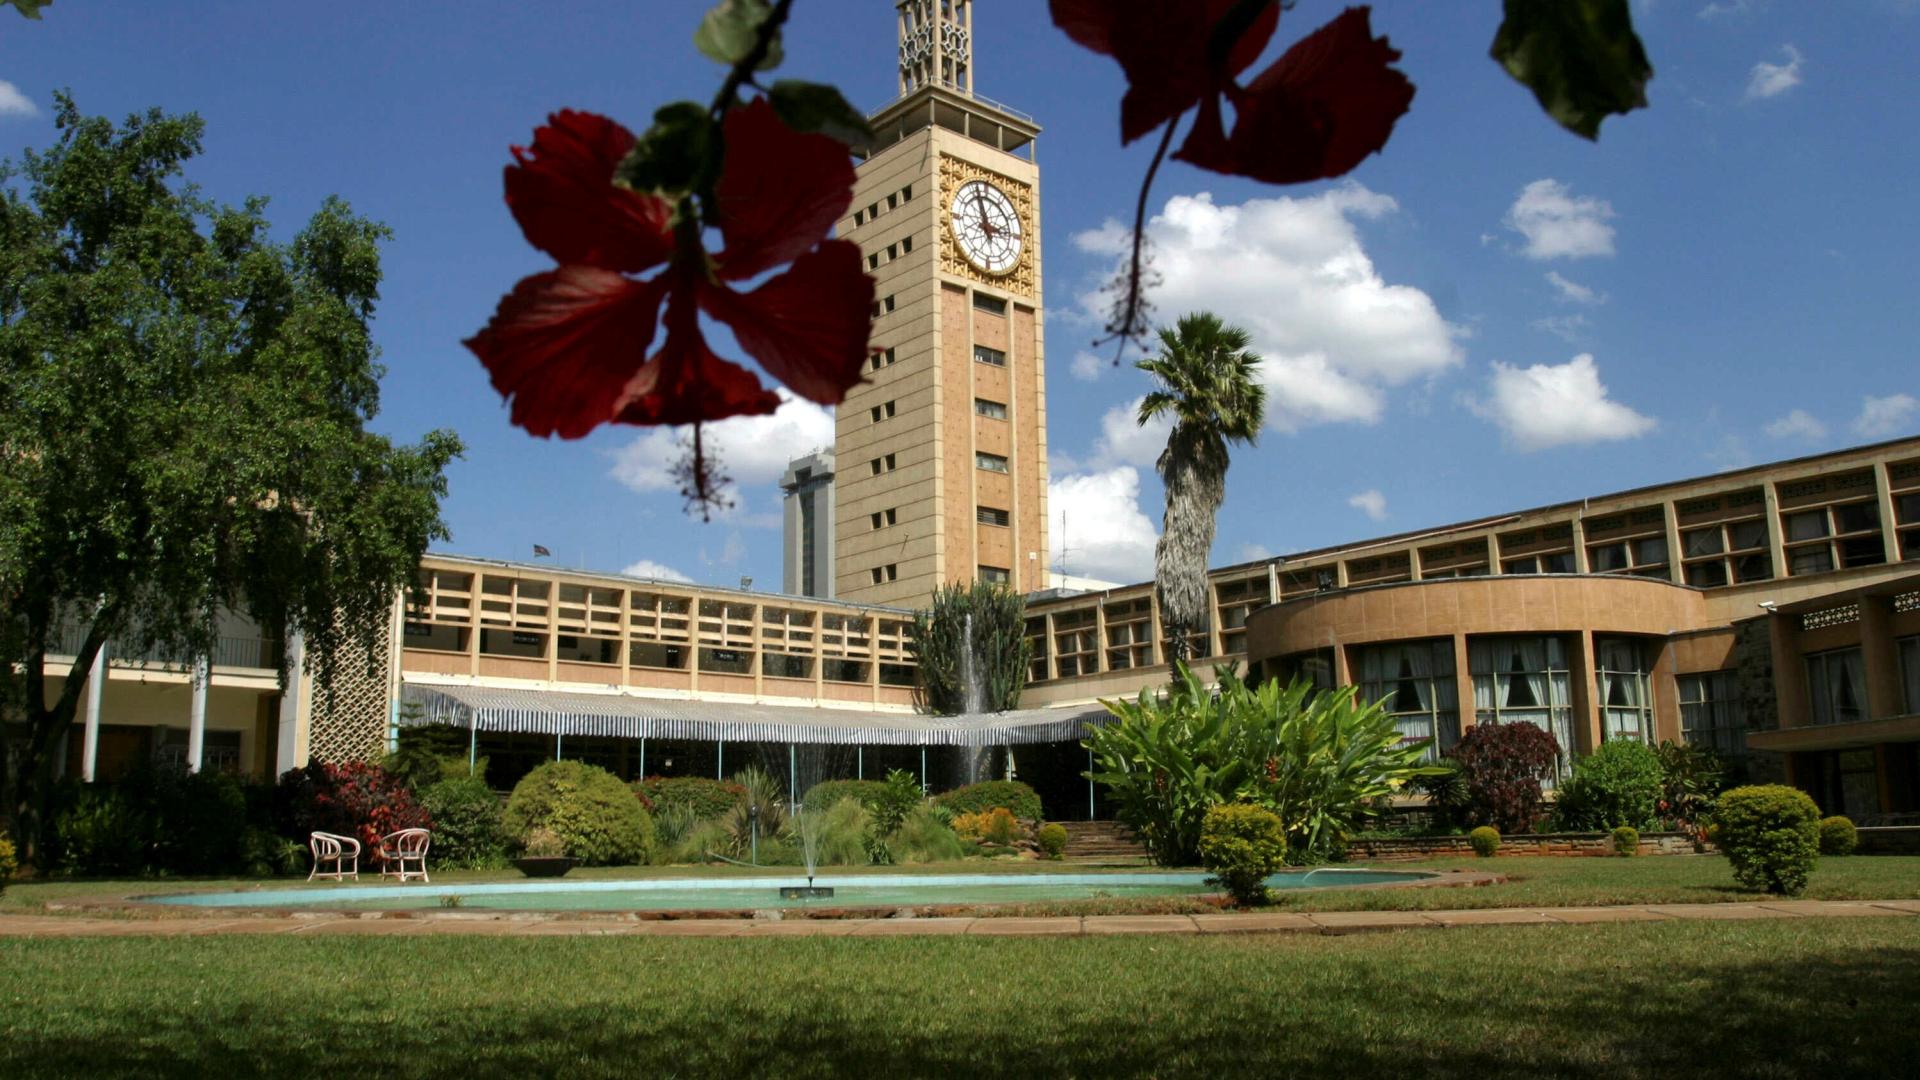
[
  {"left": 7, "top": 853, "right": 1916, "bottom": 919},
  {"left": 0, "top": 919, "right": 1915, "bottom": 1077}
]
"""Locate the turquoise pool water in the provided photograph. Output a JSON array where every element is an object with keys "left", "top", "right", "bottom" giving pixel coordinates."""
[{"left": 145, "top": 869, "right": 1433, "bottom": 913}]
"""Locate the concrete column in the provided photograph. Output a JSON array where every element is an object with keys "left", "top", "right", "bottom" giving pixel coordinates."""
[
  {"left": 1860, "top": 595, "right": 1901, "bottom": 722},
  {"left": 1763, "top": 483, "right": 1788, "bottom": 582},
  {"left": 187, "top": 656, "right": 209, "bottom": 773},
  {"left": 81, "top": 641, "right": 108, "bottom": 783},
  {"left": 1570, "top": 629, "right": 1600, "bottom": 754},
  {"left": 1453, "top": 634, "right": 1477, "bottom": 732},
  {"left": 275, "top": 631, "right": 305, "bottom": 774},
  {"left": 1329, "top": 632, "right": 1351, "bottom": 688},
  {"left": 1663, "top": 505, "right": 1687, "bottom": 585},
  {"left": 1569, "top": 518, "right": 1590, "bottom": 574},
  {"left": 1874, "top": 462, "right": 1900, "bottom": 565},
  {"left": 1768, "top": 610, "right": 1809, "bottom": 728}
]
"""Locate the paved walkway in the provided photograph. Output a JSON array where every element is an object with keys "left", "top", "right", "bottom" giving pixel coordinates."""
[{"left": 3, "top": 899, "right": 1916, "bottom": 939}]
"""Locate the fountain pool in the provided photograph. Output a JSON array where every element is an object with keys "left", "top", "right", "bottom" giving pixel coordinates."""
[{"left": 144, "top": 868, "right": 1435, "bottom": 913}]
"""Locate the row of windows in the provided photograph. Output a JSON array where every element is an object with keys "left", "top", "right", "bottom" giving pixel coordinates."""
[
  {"left": 976, "top": 506, "right": 1009, "bottom": 527},
  {"left": 870, "top": 294, "right": 897, "bottom": 319},
  {"left": 869, "top": 508, "right": 897, "bottom": 530},
  {"left": 973, "top": 293, "right": 1007, "bottom": 316},
  {"left": 867, "top": 346, "right": 898, "bottom": 373},
  {"left": 865, "top": 234, "right": 915, "bottom": 271},
  {"left": 976, "top": 451, "right": 1008, "bottom": 474},
  {"left": 869, "top": 400, "right": 896, "bottom": 423},
  {"left": 975, "top": 397, "right": 1007, "bottom": 420},
  {"left": 851, "top": 183, "right": 913, "bottom": 228},
  {"left": 869, "top": 563, "right": 898, "bottom": 585},
  {"left": 973, "top": 344, "right": 1006, "bottom": 367},
  {"left": 869, "top": 453, "right": 896, "bottom": 476}
]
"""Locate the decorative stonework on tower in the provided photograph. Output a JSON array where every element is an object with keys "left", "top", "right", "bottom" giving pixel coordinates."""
[
  {"left": 898, "top": 0, "right": 972, "bottom": 95},
  {"left": 834, "top": 1, "right": 1050, "bottom": 607}
]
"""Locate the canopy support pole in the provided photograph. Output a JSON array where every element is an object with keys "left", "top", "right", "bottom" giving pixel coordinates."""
[
  {"left": 919, "top": 746, "right": 927, "bottom": 794},
  {"left": 639, "top": 737, "right": 646, "bottom": 778},
  {"left": 789, "top": 743, "right": 798, "bottom": 818},
  {"left": 717, "top": 738, "right": 724, "bottom": 780},
  {"left": 1087, "top": 747, "right": 1096, "bottom": 821}
]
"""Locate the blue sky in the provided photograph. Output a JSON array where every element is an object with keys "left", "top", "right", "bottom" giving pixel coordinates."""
[{"left": 3, "top": 1, "right": 1916, "bottom": 588}]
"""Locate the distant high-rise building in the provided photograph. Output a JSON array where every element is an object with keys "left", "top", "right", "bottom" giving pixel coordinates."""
[
  {"left": 780, "top": 451, "right": 836, "bottom": 598},
  {"left": 834, "top": 0, "right": 1050, "bottom": 605}
]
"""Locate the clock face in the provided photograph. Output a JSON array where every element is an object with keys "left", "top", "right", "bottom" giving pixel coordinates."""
[{"left": 949, "top": 179, "right": 1023, "bottom": 275}]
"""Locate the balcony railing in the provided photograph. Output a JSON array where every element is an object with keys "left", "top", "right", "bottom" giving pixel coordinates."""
[{"left": 51, "top": 624, "right": 282, "bottom": 672}]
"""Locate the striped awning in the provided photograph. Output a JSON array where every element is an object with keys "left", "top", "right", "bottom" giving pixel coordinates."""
[{"left": 399, "top": 682, "right": 1113, "bottom": 747}]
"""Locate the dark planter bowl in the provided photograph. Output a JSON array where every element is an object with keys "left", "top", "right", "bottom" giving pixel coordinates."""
[{"left": 513, "top": 856, "right": 576, "bottom": 878}]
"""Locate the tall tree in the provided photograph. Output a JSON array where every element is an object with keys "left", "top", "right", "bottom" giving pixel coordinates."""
[
  {"left": 1137, "top": 313, "right": 1266, "bottom": 665},
  {"left": 0, "top": 97, "right": 462, "bottom": 859}
]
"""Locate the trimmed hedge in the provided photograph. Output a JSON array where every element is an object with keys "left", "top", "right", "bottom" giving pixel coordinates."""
[
  {"left": 1037, "top": 822, "right": 1067, "bottom": 859},
  {"left": 1715, "top": 785, "right": 1820, "bottom": 895},
  {"left": 420, "top": 778, "right": 507, "bottom": 867},
  {"left": 1553, "top": 740, "right": 1663, "bottom": 832},
  {"left": 934, "top": 780, "right": 1043, "bottom": 822},
  {"left": 801, "top": 779, "right": 890, "bottom": 815},
  {"left": 633, "top": 776, "right": 747, "bottom": 821},
  {"left": 1611, "top": 825, "right": 1640, "bottom": 856},
  {"left": 1199, "top": 804, "right": 1287, "bottom": 907},
  {"left": 1468, "top": 826, "right": 1500, "bottom": 858},
  {"left": 1819, "top": 815, "right": 1858, "bottom": 856},
  {"left": 508, "top": 762, "right": 653, "bottom": 866}
]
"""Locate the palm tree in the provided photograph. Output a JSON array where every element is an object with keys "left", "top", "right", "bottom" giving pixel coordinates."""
[{"left": 1137, "top": 313, "right": 1267, "bottom": 665}]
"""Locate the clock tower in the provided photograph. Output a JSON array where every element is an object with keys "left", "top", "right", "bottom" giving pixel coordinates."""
[{"left": 834, "top": 0, "right": 1049, "bottom": 606}]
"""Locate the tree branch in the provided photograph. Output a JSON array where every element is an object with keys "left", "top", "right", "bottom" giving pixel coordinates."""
[{"left": 1098, "top": 115, "right": 1180, "bottom": 363}]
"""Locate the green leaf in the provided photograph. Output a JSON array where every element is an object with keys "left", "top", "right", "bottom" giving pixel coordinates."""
[
  {"left": 694, "top": 0, "right": 784, "bottom": 71},
  {"left": 1490, "top": 0, "right": 1652, "bottom": 141},
  {"left": 768, "top": 79, "right": 875, "bottom": 147},
  {"left": 616, "top": 101, "right": 716, "bottom": 197},
  {"left": 5, "top": 0, "right": 50, "bottom": 19}
]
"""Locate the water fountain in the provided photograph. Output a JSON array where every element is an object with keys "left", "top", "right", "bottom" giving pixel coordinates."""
[
  {"left": 957, "top": 612, "right": 992, "bottom": 786},
  {"left": 782, "top": 805, "right": 832, "bottom": 900}
]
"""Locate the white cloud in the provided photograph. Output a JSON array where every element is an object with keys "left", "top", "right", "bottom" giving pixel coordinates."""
[
  {"left": 1700, "top": 1, "right": 1760, "bottom": 19},
  {"left": 1853, "top": 393, "right": 1919, "bottom": 438},
  {"left": 1504, "top": 179, "right": 1617, "bottom": 260},
  {"left": 607, "top": 391, "right": 833, "bottom": 510},
  {"left": 1086, "top": 397, "right": 1172, "bottom": 470},
  {"left": 1532, "top": 314, "right": 1592, "bottom": 344},
  {"left": 621, "top": 559, "right": 693, "bottom": 583},
  {"left": 1348, "top": 489, "right": 1389, "bottom": 522},
  {"left": 701, "top": 531, "right": 749, "bottom": 570},
  {"left": 1469, "top": 354, "right": 1657, "bottom": 451},
  {"left": 0, "top": 80, "right": 35, "bottom": 119},
  {"left": 1546, "top": 271, "right": 1604, "bottom": 305},
  {"left": 1235, "top": 543, "right": 1274, "bottom": 563},
  {"left": 1049, "top": 467, "right": 1159, "bottom": 584},
  {"left": 1075, "top": 186, "right": 1462, "bottom": 434},
  {"left": 1070, "top": 350, "right": 1107, "bottom": 382},
  {"left": 1745, "top": 45, "right": 1804, "bottom": 101},
  {"left": 1764, "top": 408, "right": 1827, "bottom": 440}
]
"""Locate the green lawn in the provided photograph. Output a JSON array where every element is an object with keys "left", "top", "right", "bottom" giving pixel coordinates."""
[
  {"left": 6, "top": 854, "right": 1919, "bottom": 918},
  {"left": 1, "top": 919, "right": 1916, "bottom": 1077}
]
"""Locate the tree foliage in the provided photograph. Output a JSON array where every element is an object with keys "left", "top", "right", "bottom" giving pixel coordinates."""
[
  {"left": 1085, "top": 663, "right": 1439, "bottom": 866},
  {"left": 910, "top": 580, "right": 1030, "bottom": 715},
  {"left": 1552, "top": 739, "right": 1663, "bottom": 832},
  {"left": 1136, "top": 313, "right": 1266, "bottom": 663},
  {"left": 0, "top": 97, "right": 461, "bottom": 857}
]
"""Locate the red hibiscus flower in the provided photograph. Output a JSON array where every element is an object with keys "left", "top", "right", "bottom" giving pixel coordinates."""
[
  {"left": 1052, "top": 2, "right": 1414, "bottom": 185},
  {"left": 467, "top": 100, "right": 874, "bottom": 438}
]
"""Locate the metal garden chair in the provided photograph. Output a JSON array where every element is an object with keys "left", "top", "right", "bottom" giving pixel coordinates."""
[
  {"left": 375, "top": 827, "right": 432, "bottom": 883},
  {"left": 307, "top": 831, "right": 361, "bottom": 882}
]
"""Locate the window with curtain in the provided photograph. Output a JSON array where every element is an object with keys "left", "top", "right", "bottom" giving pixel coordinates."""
[
  {"left": 1805, "top": 648, "right": 1867, "bottom": 726},
  {"left": 1902, "top": 636, "right": 1920, "bottom": 715},
  {"left": 1355, "top": 640, "right": 1459, "bottom": 760},
  {"left": 1678, "top": 671, "right": 1747, "bottom": 759},
  {"left": 1596, "top": 638, "right": 1655, "bottom": 742},
  {"left": 1469, "top": 636, "right": 1575, "bottom": 781}
]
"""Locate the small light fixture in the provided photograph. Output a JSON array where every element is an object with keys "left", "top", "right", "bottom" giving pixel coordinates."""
[{"left": 1757, "top": 600, "right": 1777, "bottom": 612}]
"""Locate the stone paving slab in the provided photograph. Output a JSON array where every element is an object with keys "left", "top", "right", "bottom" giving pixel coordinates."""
[
  {"left": 1644, "top": 903, "right": 1801, "bottom": 921},
  {"left": 1082, "top": 915, "right": 1202, "bottom": 935},
  {"left": 965, "top": 917, "right": 1082, "bottom": 936},
  {"left": 1759, "top": 901, "right": 1916, "bottom": 918},
  {"left": 1190, "top": 912, "right": 1320, "bottom": 934},
  {"left": 849, "top": 917, "right": 974, "bottom": 936},
  {"left": 1531, "top": 907, "right": 1673, "bottom": 924},
  {"left": 1424, "top": 909, "right": 1562, "bottom": 927},
  {"left": 1868, "top": 899, "right": 1920, "bottom": 914},
  {"left": 1306, "top": 911, "right": 1439, "bottom": 934}
]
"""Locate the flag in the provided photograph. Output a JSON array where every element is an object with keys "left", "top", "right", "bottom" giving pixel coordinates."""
[{"left": 532, "top": 544, "right": 551, "bottom": 558}]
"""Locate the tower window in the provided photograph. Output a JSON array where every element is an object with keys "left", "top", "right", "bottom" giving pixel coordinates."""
[
  {"left": 870, "top": 508, "right": 897, "bottom": 530},
  {"left": 886, "top": 243, "right": 897, "bottom": 259},
  {"left": 976, "top": 452, "right": 1009, "bottom": 474},
  {"left": 979, "top": 566, "right": 1010, "bottom": 584},
  {"left": 887, "top": 193, "right": 898, "bottom": 210},
  {"left": 973, "top": 293, "right": 1008, "bottom": 316},
  {"left": 902, "top": 184, "right": 913, "bottom": 201},
  {"left": 973, "top": 345, "right": 1006, "bottom": 367},
  {"left": 901, "top": 235, "right": 913, "bottom": 253},
  {"left": 977, "top": 507, "right": 1010, "bottom": 527},
  {"left": 867, "top": 253, "right": 880, "bottom": 270},
  {"left": 869, "top": 400, "right": 896, "bottom": 423},
  {"left": 870, "top": 564, "right": 899, "bottom": 585},
  {"left": 853, "top": 209, "right": 865, "bottom": 227},
  {"left": 974, "top": 398, "right": 1007, "bottom": 420}
]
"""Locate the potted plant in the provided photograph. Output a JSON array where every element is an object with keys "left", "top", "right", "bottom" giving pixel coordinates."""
[{"left": 513, "top": 827, "right": 575, "bottom": 878}]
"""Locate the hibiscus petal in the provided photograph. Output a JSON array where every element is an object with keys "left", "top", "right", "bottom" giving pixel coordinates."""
[
  {"left": 616, "top": 271, "right": 782, "bottom": 427},
  {"left": 699, "top": 240, "right": 873, "bottom": 407},
  {"left": 1051, "top": 0, "right": 1278, "bottom": 144},
  {"left": 464, "top": 266, "right": 669, "bottom": 439},
  {"left": 713, "top": 99, "right": 856, "bottom": 281},
  {"left": 1179, "top": 7, "right": 1416, "bottom": 184},
  {"left": 505, "top": 110, "right": 675, "bottom": 273}
]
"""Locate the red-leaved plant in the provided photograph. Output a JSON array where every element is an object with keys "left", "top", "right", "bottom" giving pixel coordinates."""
[
  {"left": 274, "top": 762, "right": 431, "bottom": 854},
  {"left": 1444, "top": 722, "right": 1562, "bottom": 835}
]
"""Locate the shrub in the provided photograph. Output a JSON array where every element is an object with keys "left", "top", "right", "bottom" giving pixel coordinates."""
[
  {"left": 1819, "top": 815, "right": 1858, "bottom": 856},
  {"left": 1468, "top": 825, "right": 1500, "bottom": 858},
  {"left": 722, "top": 766, "right": 789, "bottom": 854},
  {"left": 421, "top": 778, "right": 507, "bottom": 868},
  {"left": 275, "top": 761, "right": 430, "bottom": 856},
  {"left": 891, "top": 804, "right": 967, "bottom": 863},
  {"left": 935, "top": 781, "right": 1043, "bottom": 822},
  {"left": 1611, "top": 825, "right": 1640, "bottom": 856},
  {"left": 632, "top": 776, "right": 746, "bottom": 820},
  {"left": 1654, "top": 740, "right": 1727, "bottom": 832},
  {"left": 1087, "top": 663, "right": 1441, "bottom": 866},
  {"left": 863, "top": 769, "right": 924, "bottom": 865},
  {"left": 792, "top": 797, "right": 875, "bottom": 868},
  {"left": 1037, "top": 822, "right": 1068, "bottom": 859},
  {"left": 0, "top": 835, "right": 16, "bottom": 893},
  {"left": 505, "top": 761, "right": 652, "bottom": 866},
  {"left": 1413, "top": 757, "right": 1471, "bottom": 829},
  {"left": 953, "top": 807, "right": 1020, "bottom": 846},
  {"left": 49, "top": 784, "right": 148, "bottom": 875},
  {"left": 801, "top": 779, "right": 889, "bottom": 815},
  {"left": 1715, "top": 785, "right": 1821, "bottom": 895},
  {"left": 1553, "top": 740, "right": 1663, "bottom": 833},
  {"left": 1198, "top": 804, "right": 1288, "bottom": 907},
  {"left": 1445, "top": 722, "right": 1561, "bottom": 835}
]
